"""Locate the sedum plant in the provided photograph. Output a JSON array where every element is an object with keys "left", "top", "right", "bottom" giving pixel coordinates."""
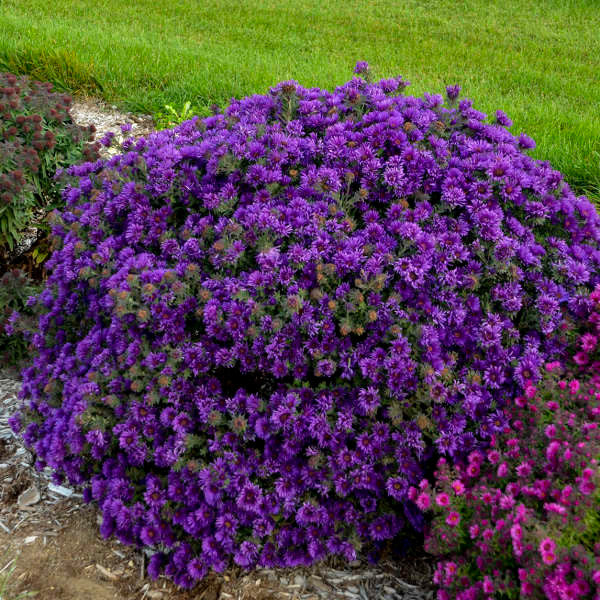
[
  {"left": 9, "top": 63, "right": 600, "bottom": 588},
  {"left": 0, "top": 72, "right": 100, "bottom": 256}
]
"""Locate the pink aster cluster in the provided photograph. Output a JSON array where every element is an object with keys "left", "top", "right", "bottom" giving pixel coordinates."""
[{"left": 418, "top": 285, "right": 600, "bottom": 599}]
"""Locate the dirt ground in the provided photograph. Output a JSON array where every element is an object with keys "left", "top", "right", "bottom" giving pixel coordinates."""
[{"left": 0, "top": 502, "right": 287, "bottom": 600}]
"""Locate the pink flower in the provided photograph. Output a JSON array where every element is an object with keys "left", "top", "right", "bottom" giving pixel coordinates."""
[
  {"left": 469, "top": 524, "right": 480, "bottom": 539},
  {"left": 574, "top": 579, "right": 590, "bottom": 595},
  {"left": 545, "top": 361, "right": 561, "bottom": 372},
  {"left": 578, "top": 480, "right": 595, "bottom": 495},
  {"left": 446, "top": 511, "right": 461, "bottom": 527},
  {"left": 482, "top": 528, "right": 494, "bottom": 541},
  {"left": 561, "top": 485, "right": 573, "bottom": 502},
  {"left": 539, "top": 537, "right": 556, "bottom": 554},
  {"left": 466, "top": 463, "right": 480, "bottom": 477},
  {"left": 520, "top": 581, "right": 534, "bottom": 596},
  {"left": 487, "top": 450, "right": 500, "bottom": 464},
  {"left": 573, "top": 351, "right": 589, "bottom": 366},
  {"left": 444, "top": 561, "right": 457, "bottom": 577},
  {"left": 506, "top": 482, "right": 520, "bottom": 496},
  {"left": 483, "top": 576, "right": 494, "bottom": 594},
  {"left": 515, "top": 503, "right": 528, "bottom": 520},
  {"left": 468, "top": 451, "right": 484, "bottom": 465},
  {"left": 546, "top": 440, "right": 561, "bottom": 461},
  {"left": 435, "top": 493, "right": 450, "bottom": 507},
  {"left": 510, "top": 524, "right": 522, "bottom": 540},
  {"left": 516, "top": 462, "right": 531, "bottom": 478},
  {"left": 497, "top": 462, "right": 508, "bottom": 477},
  {"left": 525, "top": 384, "right": 536, "bottom": 398},
  {"left": 451, "top": 480, "right": 465, "bottom": 495},
  {"left": 582, "top": 467, "right": 594, "bottom": 481},
  {"left": 542, "top": 551, "right": 557, "bottom": 565},
  {"left": 544, "top": 424, "right": 557, "bottom": 438},
  {"left": 581, "top": 333, "right": 598, "bottom": 352},
  {"left": 416, "top": 492, "right": 431, "bottom": 510},
  {"left": 569, "top": 380, "right": 580, "bottom": 394},
  {"left": 512, "top": 538, "right": 523, "bottom": 557},
  {"left": 544, "top": 502, "right": 566, "bottom": 515}
]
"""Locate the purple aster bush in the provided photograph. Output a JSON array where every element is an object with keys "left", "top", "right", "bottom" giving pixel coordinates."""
[{"left": 9, "top": 64, "right": 600, "bottom": 586}]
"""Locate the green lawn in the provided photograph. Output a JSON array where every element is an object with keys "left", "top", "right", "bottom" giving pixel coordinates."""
[{"left": 1, "top": 0, "right": 599, "bottom": 201}]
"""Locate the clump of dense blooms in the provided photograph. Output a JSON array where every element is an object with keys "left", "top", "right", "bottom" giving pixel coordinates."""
[
  {"left": 10, "top": 65, "right": 600, "bottom": 586},
  {"left": 420, "top": 286, "right": 600, "bottom": 599},
  {"left": 0, "top": 72, "right": 100, "bottom": 256}
]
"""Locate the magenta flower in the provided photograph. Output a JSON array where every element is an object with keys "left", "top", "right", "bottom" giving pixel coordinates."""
[
  {"left": 466, "top": 463, "right": 480, "bottom": 477},
  {"left": 516, "top": 462, "right": 532, "bottom": 478},
  {"left": 416, "top": 492, "right": 431, "bottom": 511},
  {"left": 487, "top": 450, "right": 501, "bottom": 464},
  {"left": 482, "top": 576, "right": 494, "bottom": 594},
  {"left": 539, "top": 537, "right": 556, "bottom": 554},
  {"left": 435, "top": 493, "right": 450, "bottom": 507},
  {"left": 581, "top": 333, "right": 598, "bottom": 352},
  {"left": 451, "top": 480, "right": 465, "bottom": 495},
  {"left": 445, "top": 511, "right": 461, "bottom": 527},
  {"left": 578, "top": 479, "right": 595, "bottom": 495}
]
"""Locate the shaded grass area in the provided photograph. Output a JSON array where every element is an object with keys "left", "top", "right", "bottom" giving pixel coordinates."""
[{"left": 0, "top": 0, "right": 598, "bottom": 201}]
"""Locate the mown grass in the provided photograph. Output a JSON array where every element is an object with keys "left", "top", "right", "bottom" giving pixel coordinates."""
[{"left": 0, "top": 0, "right": 598, "bottom": 201}]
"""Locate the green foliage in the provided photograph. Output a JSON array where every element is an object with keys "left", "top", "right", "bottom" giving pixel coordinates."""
[
  {"left": 153, "top": 100, "right": 210, "bottom": 130},
  {"left": 0, "top": 72, "right": 100, "bottom": 257},
  {"left": 0, "top": 268, "right": 40, "bottom": 367},
  {"left": 559, "top": 486, "right": 600, "bottom": 553},
  {"left": 0, "top": 553, "right": 37, "bottom": 599}
]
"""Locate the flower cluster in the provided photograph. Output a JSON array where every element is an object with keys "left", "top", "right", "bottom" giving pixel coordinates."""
[
  {"left": 0, "top": 72, "right": 100, "bottom": 257},
  {"left": 10, "top": 65, "right": 600, "bottom": 586},
  {"left": 419, "top": 286, "right": 600, "bottom": 599}
]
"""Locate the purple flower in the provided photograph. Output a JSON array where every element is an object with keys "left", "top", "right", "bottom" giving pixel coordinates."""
[
  {"left": 353, "top": 61, "right": 370, "bottom": 75},
  {"left": 237, "top": 483, "right": 263, "bottom": 514},
  {"left": 445, "top": 84, "right": 461, "bottom": 101}
]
